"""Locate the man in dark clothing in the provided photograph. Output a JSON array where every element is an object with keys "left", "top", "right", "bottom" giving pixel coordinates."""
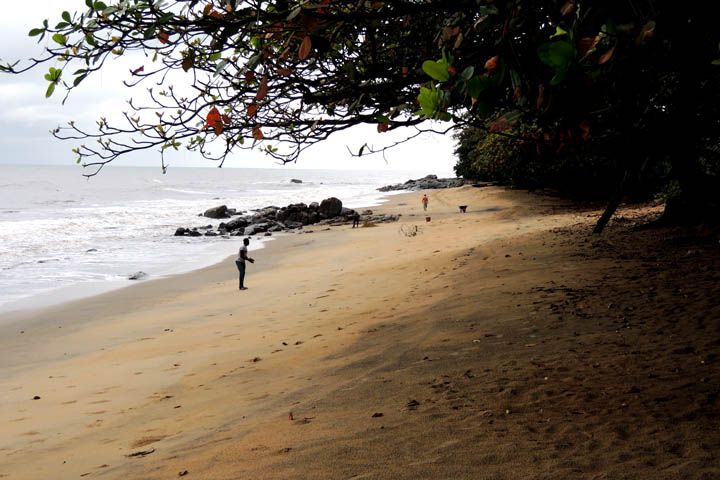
[{"left": 236, "top": 237, "right": 255, "bottom": 290}]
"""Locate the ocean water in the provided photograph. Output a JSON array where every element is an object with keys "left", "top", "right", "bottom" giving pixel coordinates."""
[{"left": 0, "top": 165, "right": 436, "bottom": 313}]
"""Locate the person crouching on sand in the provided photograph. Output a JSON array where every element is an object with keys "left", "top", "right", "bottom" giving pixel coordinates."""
[{"left": 236, "top": 237, "right": 255, "bottom": 290}]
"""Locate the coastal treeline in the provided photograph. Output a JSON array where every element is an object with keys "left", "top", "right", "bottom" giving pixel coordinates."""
[{"left": 1, "top": 0, "right": 718, "bottom": 227}]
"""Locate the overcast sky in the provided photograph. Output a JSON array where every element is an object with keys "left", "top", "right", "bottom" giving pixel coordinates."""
[{"left": 0, "top": 1, "right": 457, "bottom": 174}]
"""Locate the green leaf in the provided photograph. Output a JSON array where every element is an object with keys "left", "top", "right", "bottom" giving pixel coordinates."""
[
  {"left": 44, "top": 67, "right": 62, "bottom": 82},
  {"left": 287, "top": 6, "right": 302, "bottom": 21},
  {"left": 460, "top": 66, "right": 475, "bottom": 81},
  {"left": 73, "top": 74, "right": 88, "bottom": 87},
  {"left": 214, "top": 59, "right": 228, "bottom": 75},
  {"left": 45, "top": 83, "right": 56, "bottom": 98},
  {"left": 85, "top": 0, "right": 93, "bottom": 8},
  {"left": 510, "top": 69, "right": 521, "bottom": 90},
  {"left": 62, "top": 11, "right": 71, "bottom": 22},
  {"left": 418, "top": 86, "right": 437, "bottom": 117},
  {"left": 85, "top": 33, "right": 97, "bottom": 46},
  {"left": 550, "top": 71, "right": 567, "bottom": 85},
  {"left": 417, "top": 84, "right": 449, "bottom": 120},
  {"left": 550, "top": 25, "right": 568, "bottom": 38},
  {"left": 52, "top": 33, "right": 67, "bottom": 45},
  {"left": 209, "top": 52, "right": 222, "bottom": 62},
  {"left": 422, "top": 60, "right": 450, "bottom": 82},
  {"left": 28, "top": 28, "right": 45, "bottom": 37},
  {"left": 538, "top": 40, "right": 575, "bottom": 83},
  {"left": 55, "top": 22, "right": 69, "bottom": 29},
  {"left": 538, "top": 40, "right": 575, "bottom": 69},
  {"left": 466, "top": 76, "right": 492, "bottom": 98},
  {"left": 712, "top": 59, "right": 720, "bottom": 66},
  {"left": 159, "top": 12, "right": 174, "bottom": 24},
  {"left": 93, "top": 1, "right": 107, "bottom": 11},
  {"left": 143, "top": 26, "right": 156, "bottom": 40}
]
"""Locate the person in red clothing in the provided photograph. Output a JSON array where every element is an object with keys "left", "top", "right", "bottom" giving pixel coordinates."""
[{"left": 421, "top": 194, "right": 429, "bottom": 211}]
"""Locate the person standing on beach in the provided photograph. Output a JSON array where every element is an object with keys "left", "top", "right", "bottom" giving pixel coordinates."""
[
  {"left": 236, "top": 237, "right": 255, "bottom": 290},
  {"left": 352, "top": 211, "right": 361, "bottom": 228},
  {"left": 421, "top": 194, "right": 429, "bottom": 211}
]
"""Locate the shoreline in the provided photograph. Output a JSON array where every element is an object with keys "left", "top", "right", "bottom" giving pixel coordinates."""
[
  {"left": 2, "top": 186, "right": 718, "bottom": 479},
  {"left": 0, "top": 188, "right": 407, "bottom": 317},
  {"left": 0, "top": 165, "right": 424, "bottom": 316}
]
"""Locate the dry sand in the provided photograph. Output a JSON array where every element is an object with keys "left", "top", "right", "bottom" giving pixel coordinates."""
[{"left": 1, "top": 186, "right": 718, "bottom": 479}]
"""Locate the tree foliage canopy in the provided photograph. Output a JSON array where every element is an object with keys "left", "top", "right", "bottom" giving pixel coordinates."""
[{"left": 1, "top": 0, "right": 719, "bottom": 202}]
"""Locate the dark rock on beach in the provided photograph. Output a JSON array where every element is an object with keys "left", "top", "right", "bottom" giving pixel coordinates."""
[
  {"left": 378, "top": 174, "right": 465, "bottom": 192},
  {"left": 174, "top": 196, "right": 401, "bottom": 238},
  {"left": 290, "top": 178, "right": 303, "bottom": 183},
  {"left": 129, "top": 271, "right": 148, "bottom": 280},
  {"left": 319, "top": 197, "right": 343, "bottom": 218},
  {"left": 203, "top": 205, "right": 231, "bottom": 219},
  {"left": 219, "top": 217, "right": 250, "bottom": 232}
]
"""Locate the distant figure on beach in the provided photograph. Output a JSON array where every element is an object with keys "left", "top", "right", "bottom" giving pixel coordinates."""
[
  {"left": 236, "top": 238, "right": 255, "bottom": 290},
  {"left": 422, "top": 194, "right": 429, "bottom": 211},
  {"left": 352, "top": 211, "right": 361, "bottom": 228}
]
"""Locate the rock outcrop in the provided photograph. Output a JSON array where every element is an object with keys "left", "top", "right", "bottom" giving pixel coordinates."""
[
  {"left": 174, "top": 196, "right": 400, "bottom": 238},
  {"left": 378, "top": 174, "right": 465, "bottom": 192},
  {"left": 203, "top": 205, "right": 231, "bottom": 219}
]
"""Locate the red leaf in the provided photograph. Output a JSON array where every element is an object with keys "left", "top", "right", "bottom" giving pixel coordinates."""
[
  {"left": 205, "top": 107, "right": 223, "bottom": 135},
  {"left": 277, "top": 67, "right": 293, "bottom": 76},
  {"left": 131, "top": 65, "right": 144, "bottom": 75},
  {"left": 447, "top": 66, "right": 457, "bottom": 76},
  {"left": 252, "top": 125, "right": 264, "bottom": 140},
  {"left": 453, "top": 32, "right": 464, "bottom": 50},
  {"left": 221, "top": 114, "right": 231, "bottom": 124},
  {"left": 560, "top": 1, "right": 576, "bottom": 16},
  {"left": 244, "top": 71, "right": 256, "bottom": 83},
  {"left": 578, "top": 36, "right": 600, "bottom": 58},
  {"left": 377, "top": 122, "right": 389, "bottom": 133},
  {"left": 637, "top": 21, "right": 656, "bottom": 45},
  {"left": 489, "top": 117, "right": 511, "bottom": 133},
  {"left": 157, "top": 31, "right": 169, "bottom": 44},
  {"left": 484, "top": 55, "right": 499, "bottom": 73},
  {"left": 401, "top": 66, "right": 409, "bottom": 76},
  {"left": 247, "top": 103, "right": 259, "bottom": 119},
  {"left": 579, "top": 120, "right": 591, "bottom": 140},
  {"left": 298, "top": 36, "right": 312, "bottom": 60},
  {"left": 255, "top": 77, "right": 268, "bottom": 101},
  {"left": 536, "top": 84, "right": 545, "bottom": 110},
  {"left": 599, "top": 46, "right": 615, "bottom": 65},
  {"left": 202, "top": 4, "right": 213, "bottom": 15}
]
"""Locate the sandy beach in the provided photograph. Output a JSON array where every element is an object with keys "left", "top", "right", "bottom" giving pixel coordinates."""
[{"left": 1, "top": 186, "right": 718, "bottom": 479}]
